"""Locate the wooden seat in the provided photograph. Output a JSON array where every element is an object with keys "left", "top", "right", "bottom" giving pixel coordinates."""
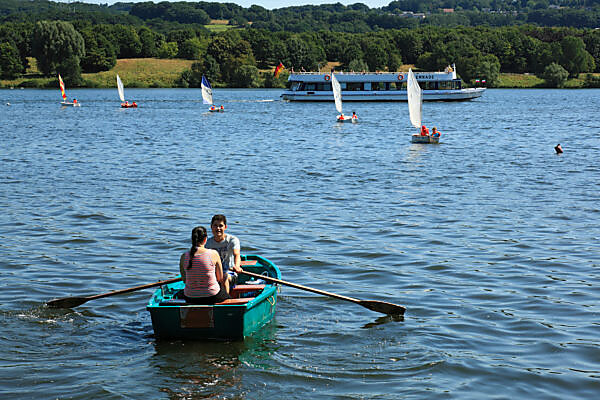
[
  {"left": 230, "top": 284, "right": 266, "bottom": 298},
  {"left": 241, "top": 260, "right": 258, "bottom": 266},
  {"left": 215, "top": 297, "right": 255, "bottom": 305}
]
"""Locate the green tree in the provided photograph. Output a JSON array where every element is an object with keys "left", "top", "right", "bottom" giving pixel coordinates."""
[
  {"left": 540, "top": 62, "right": 569, "bottom": 88},
  {"left": 31, "top": 21, "right": 85, "bottom": 79},
  {"left": 559, "top": 36, "right": 595, "bottom": 78},
  {"left": 348, "top": 58, "right": 368, "bottom": 72},
  {"left": 179, "top": 37, "right": 204, "bottom": 60},
  {"left": 158, "top": 42, "right": 178, "bottom": 59},
  {"left": 0, "top": 41, "right": 23, "bottom": 79},
  {"left": 231, "top": 65, "right": 260, "bottom": 87},
  {"left": 79, "top": 27, "right": 116, "bottom": 73}
]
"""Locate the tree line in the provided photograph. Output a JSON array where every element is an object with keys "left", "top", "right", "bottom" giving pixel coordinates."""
[{"left": 3, "top": 0, "right": 600, "bottom": 31}]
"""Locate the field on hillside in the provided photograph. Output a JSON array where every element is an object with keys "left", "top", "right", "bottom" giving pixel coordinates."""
[{"left": 83, "top": 59, "right": 195, "bottom": 88}]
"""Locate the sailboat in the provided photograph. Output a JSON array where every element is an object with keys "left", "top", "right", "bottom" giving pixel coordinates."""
[
  {"left": 58, "top": 74, "right": 80, "bottom": 107},
  {"left": 202, "top": 75, "right": 223, "bottom": 112},
  {"left": 117, "top": 74, "right": 137, "bottom": 108},
  {"left": 408, "top": 69, "right": 437, "bottom": 144},
  {"left": 331, "top": 73, "right": 356, "bottom": 123}
]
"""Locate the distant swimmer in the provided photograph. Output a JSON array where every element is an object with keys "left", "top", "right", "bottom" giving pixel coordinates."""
[{"left": 555, "top": 144, "right": 563, "bottom": 154}]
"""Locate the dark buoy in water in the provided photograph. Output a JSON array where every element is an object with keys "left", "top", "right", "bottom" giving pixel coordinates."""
[{"left": 555, "top": 144, "right": 563, "bottom": 154}]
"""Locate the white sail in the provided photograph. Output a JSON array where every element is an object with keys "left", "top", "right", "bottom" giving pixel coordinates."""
[
  {"left": 331, "top": 73, "right": 342, "bottom": 114},
  {"left": 201, "top": 75, "right": 213, "bottom": 105},
  {"left": 407, "top": 68, "right": 422, "bottom": 129},
  {"left": 116, "top": 74, "right": 125, "bottom": 102}
]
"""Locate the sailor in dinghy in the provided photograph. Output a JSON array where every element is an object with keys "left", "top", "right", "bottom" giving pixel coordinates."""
[
  {"left": 331, "top": 73, "right": 354, "bottom": 123},
  {"left": 407, "top": 69, "right": 439, "bottom": 144},
  {"left": 202, "top": 76, "right": 224, "bottom": 112}
]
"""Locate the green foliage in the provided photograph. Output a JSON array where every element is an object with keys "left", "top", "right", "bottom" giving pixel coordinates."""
[
  {"left": 0, "top": 41, "right": 22, "bottom": 78},
  {"left": 540, "top": 62, "right": 569, "bottom": 88},
  {"left": 231, "top": 64, "right": 260, "bottom": 87},
  {"left": 178, "top": 37, "right": 204, "bottom": 60},
  {"left": 31, "top": 20, "right": 84, "bottom": 81},
  {"left": 348, "top": 58, "right": 369, "bottom": 72},
  {"left": 559, "top": 36, "right": 595, "bottom": 77},
  {"left": 583, "top": 73, "right": 600, "bottom": 88},
  {"left": 158, "top": 41, "right": 178, "bottom": 59}
]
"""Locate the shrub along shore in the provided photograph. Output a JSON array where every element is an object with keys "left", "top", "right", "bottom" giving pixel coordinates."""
[{"left": 1, "top": 58, "right": 598, "bottom": 89}]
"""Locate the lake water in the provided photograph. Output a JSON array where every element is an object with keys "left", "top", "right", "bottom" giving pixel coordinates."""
[{"left": 0, "top": 87, "right": 599, "bottom": 399}]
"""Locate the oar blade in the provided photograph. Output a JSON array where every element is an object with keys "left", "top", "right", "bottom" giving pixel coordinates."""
[
  {"left": 46, "top": 296, "right": 89, "bottom": 309},
  {"left": 358, "top": 300, "right": 406, "bottom": 316}
]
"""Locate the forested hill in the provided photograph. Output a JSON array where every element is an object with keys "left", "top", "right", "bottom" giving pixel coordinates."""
[{"left": 1, "top": 0, "right": 600, "bottom": 30}]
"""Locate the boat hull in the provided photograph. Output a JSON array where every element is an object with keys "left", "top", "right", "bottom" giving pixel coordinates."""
[
  {"left": 282, "top": 88, "right": 485, "bottom": 102},
  {"left": 146, "top": 254, "right": 280, "bottom": 340},
  {"left": 61, "top": 102, "right": 80, "bottom": 107},
  {"left": 411, "top": 135, "right": 440, "bottom": 144}
]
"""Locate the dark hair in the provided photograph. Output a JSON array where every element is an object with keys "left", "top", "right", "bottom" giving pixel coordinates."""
[
  {"left": 211, "top": 214, "right": 227, "bottom": 226},
  {"left": 188, "top": 226, "right": 207, "bottom": 270}
]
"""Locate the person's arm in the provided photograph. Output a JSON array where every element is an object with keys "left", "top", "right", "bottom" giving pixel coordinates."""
[
  {"left": 212, "top": 250, "right": 224, "bottom": 283},
  {"left": 232, "top": 249, "right": 242, "bottom": 273},
  {"left": 232, "top": 237, "right": 242, "bottom": 273},
  {"left": 179, "top": 253, "right": 187, "bottom": 281}
]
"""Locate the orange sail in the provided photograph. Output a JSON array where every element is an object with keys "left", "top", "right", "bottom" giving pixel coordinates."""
[{"left": 58, "top": 74, "right": 67, "bottom": 101}]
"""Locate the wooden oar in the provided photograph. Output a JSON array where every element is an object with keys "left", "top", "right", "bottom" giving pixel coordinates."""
[
  {"left": 46, "top": 277, "right": 182, "bottom": 309},
  {"left": 240, "top": 270, "right": 405, "bottom": 316}
]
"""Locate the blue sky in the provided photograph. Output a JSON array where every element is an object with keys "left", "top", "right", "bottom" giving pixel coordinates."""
[{"left": 79, "top": 1, "right": 392, "bottom": 10}]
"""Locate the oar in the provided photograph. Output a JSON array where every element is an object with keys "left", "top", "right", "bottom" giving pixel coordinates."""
[
  {"left": 46, "top": 277, "right": 182, "bottom": 309},
  {"left": 240, "top": 270, "right": 405, "bottom": 316}
]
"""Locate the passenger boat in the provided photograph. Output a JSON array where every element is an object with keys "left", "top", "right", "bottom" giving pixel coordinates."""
[
  {"left": 281, "top": 65, "right": 484, "bottom": 102},
  {"left": 146, "top": 255, "right": 280, "bottom": 340}
]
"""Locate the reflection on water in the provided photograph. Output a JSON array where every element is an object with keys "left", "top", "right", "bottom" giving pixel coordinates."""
[{"left": 151, "top": 322, "right": 279, "bottom": 398}]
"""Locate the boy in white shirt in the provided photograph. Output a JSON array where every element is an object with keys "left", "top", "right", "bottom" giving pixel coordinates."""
[{"left": 205, "top": 214, "right": 242, "bottom": 294}]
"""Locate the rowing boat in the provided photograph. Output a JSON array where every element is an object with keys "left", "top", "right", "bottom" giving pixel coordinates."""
[{"left": 146, "top": 254, "right": 280, "bottom": 340}]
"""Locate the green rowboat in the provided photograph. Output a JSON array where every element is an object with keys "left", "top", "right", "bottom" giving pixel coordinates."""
[{"left": 146, "top": 254, "right": 280, "bottom": 340}]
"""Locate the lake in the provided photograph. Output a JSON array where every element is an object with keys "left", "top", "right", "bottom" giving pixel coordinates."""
[{"left": 0, "top": 87, "right": 598, "bottom": 399}]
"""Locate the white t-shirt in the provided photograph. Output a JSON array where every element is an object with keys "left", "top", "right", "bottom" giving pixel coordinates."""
[{"left": 205, "top": 234, "right": 240, "bottom": 273}]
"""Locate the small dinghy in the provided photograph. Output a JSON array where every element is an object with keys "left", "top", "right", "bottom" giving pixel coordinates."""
[
  {"left": 58, "top": 74, "right": 80, "bottom": 107},
  {"left": 407, "top": 69, "right": 439, "bottom": 144},
  {"left": 146, "top": 255, "right": 280, "bottom": 340},
  {"left": 117, "top": 74, "right": 137, "bottom": 108},
  {"left": 202, "top": 76, "right": 224, "bottom": 112}
]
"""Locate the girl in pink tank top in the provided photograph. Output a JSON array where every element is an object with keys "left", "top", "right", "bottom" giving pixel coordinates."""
[{"left": 179, "top": 226, "right": 229, "bottom": 304}]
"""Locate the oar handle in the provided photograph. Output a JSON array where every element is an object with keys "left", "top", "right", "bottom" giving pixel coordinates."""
[
  {"left": 86, "top": 277, "right": 182, "bottom": 301},
  {"left": 240, "top": 270, "right": 360, "bottom": 304}
]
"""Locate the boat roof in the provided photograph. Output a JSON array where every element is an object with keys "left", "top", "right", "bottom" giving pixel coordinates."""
[{"left": 289, "top": 70, "right": 458, "bottom": 83}]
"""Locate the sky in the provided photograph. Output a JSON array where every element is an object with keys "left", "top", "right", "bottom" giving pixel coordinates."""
[{"left": 80, "top": 1, "right": 393, "bottom": 10}]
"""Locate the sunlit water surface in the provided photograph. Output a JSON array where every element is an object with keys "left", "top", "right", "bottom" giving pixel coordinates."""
[{"left": 0, "top": 88, "right": 599, "bottom": 398}]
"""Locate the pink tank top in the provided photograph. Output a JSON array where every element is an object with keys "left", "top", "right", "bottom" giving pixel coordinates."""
[{"left": 183, "top": 251, "right": 220, "bottom": 298}]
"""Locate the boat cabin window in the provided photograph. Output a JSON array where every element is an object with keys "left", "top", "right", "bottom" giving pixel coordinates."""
[
  {"left": 346, "top": 82, "right": 363, "bottom": 91},
  {"left": 388, "top": 82, "right": 406, "bottom": 90},
  {"left": 291, "top": 82, "right": 302, "bottom": 91},
  {"left": 371, "top": 82, "right": 382, "bottom": 91},
  {"left": 299, "top": 82, "right": 331, "bottom": 91}
]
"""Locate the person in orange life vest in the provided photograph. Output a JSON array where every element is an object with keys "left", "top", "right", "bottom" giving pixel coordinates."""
[
  {"left": 210, "top": 105, "right": 216, "bottom": 111},
  {"left": 338, "top": 113, "right": 345, "bottom": 120},
  {"left": 205, "top": 214, "right": 242, "bottom": 294},
  {"left": 73, "top": 98, "right": 77, "bottom": 104},
  {"left": 220, "top": 105, "right": 224, "bottom": 111},
  {"left": 352, "top": 111, "right": 358, "bottom": 119},
  {"left": 179, "top": 226, "right": 229, "bottom": 304},
  {"left": 431, "top": 127, "right": 441, "bottom": 137},
  {"left": 420, "top": 125, "right": 429, "bottom": 136},
  {"left": 132, "top": 101, "right": 137, "bottom": 107}
]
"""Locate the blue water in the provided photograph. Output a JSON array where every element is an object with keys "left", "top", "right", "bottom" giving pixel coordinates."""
[{"left": 0, "top": 88, "right": 599, "bottom": 398}]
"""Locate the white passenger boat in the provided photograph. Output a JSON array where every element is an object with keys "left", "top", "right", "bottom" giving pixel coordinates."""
[{"left": 281, "top": 65, "right": 484, "bottom": 102}]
